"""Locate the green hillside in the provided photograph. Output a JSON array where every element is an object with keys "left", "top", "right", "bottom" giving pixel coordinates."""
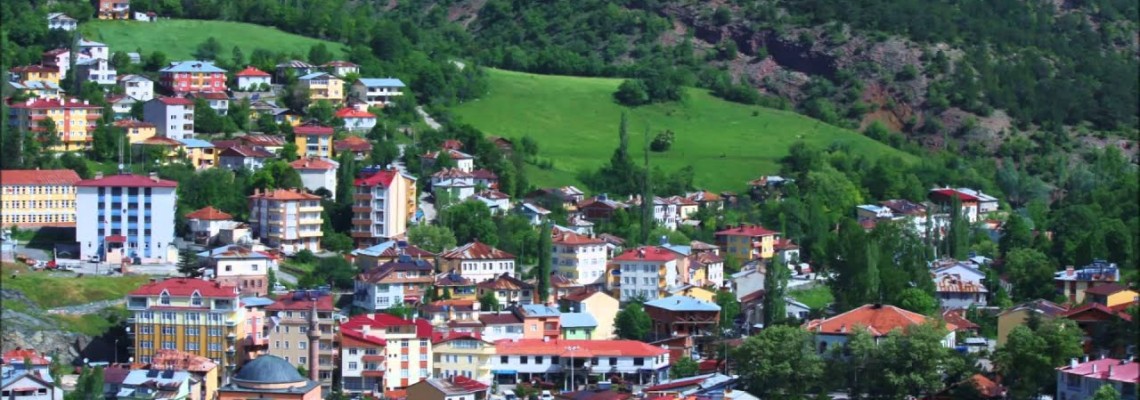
[
  {"left": 453, "top": 69, "right": 913, "bottom": 192},
  {"left": 80, "top": 19, "right": 346, "bottom": 61}
]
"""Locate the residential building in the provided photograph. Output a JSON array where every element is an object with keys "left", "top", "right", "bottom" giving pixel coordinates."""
[
  {"left": 353, "top": 257, "right": 435, "bottom": 312},
  {"left": 431, "top": 168, "right": 476, "bottom": 202},
  {"left": 238, "top": 134, "right": 287, "bottom": 154},
  {"left": 219, "top": 146, "right": 274, "bottom": 171},
  {"left": 7, "top": 80, "right": 63, "bottom": 101},
  {"left": 112, "top": 368, "right": 194, "bottom": 400},
  {"left": 928, "top": 187, "right": 999, "bottom": 224},
  {"left": 339, "top": 313, "right": 434, "bottom": 392},
  {"left": 551, "top": 228, "right": 608, "bottom": 286},
  {"left": 422, "top": 299, "right": 479, "bottom": 327},
  {"left": 240, "top": 297, "right": 274, "bottom": 362},
  {"left": 351, "top": 241, "right": 436, "bottom": 271},
  {"left": 75, "top": 58, "right": 116, "bottom": 85},
  {"left": 879, "top": 199, "right": 936, "bottom": 237},
  {"left": 786, "top": 297, "right": 812, "bottom": 321},
  {"left": 7, "top": 97, "right": 101, "bottom": 151},
  {"left": 298, "top": 72, "right": 345, "bottom": 103},
  {"left": 932, "top": 261, "right": 988, "bottom": 310},
  {"left": 131, "top": 136, "right": 185, "bottom": 165},
  {"left": 612, "top": 246, "right": 682, "bottom": 302},
  {"left": 334, "top": 136, "right": 372, "bottom": 161},
  {"left": 9, "top": 65, "right": 60, "bottom": 86},
  {"left": 337, "top": 108, "right": 377, "bottom": 132},
  {"left": 576, "top": 195, "right": 628, "bottom": 222},
  {"left": 651, "top": 196, "right": 690, "bottom": 230},
  {"left": 159, "top": 61, "right": 227, "bottom": 95},
  {"left": 518, "top": 305, "right": 561, "bottom": 340},
  {"left": 1055, "top": 357, "right": 1138, "bottom": 400},
  {"left": 1056, "top": 261, "right": 1122, "bottom": 304},
  {"left": 76, "top": 173, "right": 178, "bottom": 263},
  {"left": 234, "top": 66, "right": 271, "bottom": 91},
  {"left": 186, "top": 206, "right": 234, "bottom": 244},
  {"left": 423, "top": 149, "right": 475, "bottom": 173},
  {"left": 97, "top": 0, "right": 130, "bottom": 19},
  {"left": 550, "top": 274, "right": 584, "bottom": 300},
  {"left": 515, "top": 202, "right": 551, "bottom": 226},
  {"left": 685, "top": 190, "right": 724, "bottom": 211},
  {"left": 198, "top": 245, "right": 272, "bottom": 297},
  {"left": 294, "top": 122, "right": 334, "bottom": 158},
  {"left": 526, "top": 186, "right": 585, "bottom": 209},
  {"left": 0, "top": 169, "right": 80, "bottom": 228},
  {"left": 1063, "top": 303, "right": 1136, "bottom": 354},
  {"left": 133, "top": 349, "right": 219, "bottom": 400},
  {"left": 434, "top": 273, "right": 478, "bottom": 301},
  {"left": 558, "top": 291, "right": 619, "bottom": 339},
  {"left": 476, "top": 274, "right": 534, "bottom": 307},
  {"left": 351, "top": 169, "right": 418, "bottom": 247},
  {"left": 217, "top": 355, "right": 321, "bottom": 400},
  {"left": 478, "top": 313, "right": 524, "bottom": 342},
  {"left": 40, "top": 49, "right": 70, "bottom": 77},
  {"left": 1084, "top": 283, "right": 1140, "bottom": 309},
  {"left": 188, "top": 92, "right": 229, "bottom": 116},
  {"left": 323, "top": 61, "right": 359, "bottom": 78},
  {"left": 177, "top": 138, "right": 217, "bottom": 169},
  {"left": 351, "top": 78, "right": 406, "bottom": 107},
  {"left": 714, "top": 224, "right": 779, "bottom": 262},
  {"left": 431, "top": 333, "right": 496, "bottom": 385},
  {"left": 644, "top": 296, "right": 720, "bottom": 341},
  {"left": 996, "top": 299, "right": 1069, "bottom": 346},
  {"left": 473, "top": 190, "right": 511, "bottom": 214},
  {"left": 668, "top": 285, "right": 717, "bottom": 303},
  {"left": 688, "top": 252, "right": 725, "bottom": 288},
  {"left": 248, "top": 188, "right": 324, "bottom": 254},
  {"left": 106, "top": 95, "right": 135, "bottom": 119},
  {"left": 265, "top": 291, "right": 338, "bottom": 393},
  {"left": 111, "top": 120, "right": 156, "bottom": 145},
  {"left": 47, "top": 13, "right": 77, "bottom": 31},
  {"left": 406, "top": 376, "right": 489, "bottom": 400},
  {"left": 126, "top": 278, "right": 245, "bottom": 370},
  {"left": 804, "top": 304, "right": 958, "bottom": 356},
  {"left": 560, "top": 313, "right": 598, "bottom": 340},
  {"left": 275, "top": 60, "right": 316, "bottom": 81},
  {"left": 441, "top": 242, "right": 517, "bottom": 283},
  {"left": 143, "top": 96, "right": 195, "bottom": 140},
  {"left": 0, "top": 348, "right": 57, "bottom": 400},
  {"left": 490, "top": 339, "right": 670, "bottom": 389},
  {"left": 290, "top": 157, "right": 339, "bottom": 199}
]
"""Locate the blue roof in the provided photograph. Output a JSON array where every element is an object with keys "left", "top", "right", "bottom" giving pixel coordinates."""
[
  {"left": 664, "top": 245, "right": 691, "bottom": 256},
  {"left": 521, "top": 304, "right": 560, "bottom": 317},
  {"left": 352, "top": 241, "right": 398, "bottom": 257},
  {"left": 645, "top": 295, "right": 721, "bottom": 312},
  {"left": 10, "top": 81, "right": 61, "bottom": 90},
  {"left": 161, "top": 61, "right": 227, "bottom": 73},
  {"left": 357, "top": 78, "right": 406, "bottom": 88},
  {"left": 560, "top": 312, "right": 597, "bottom": 328},
  {"left": 177, "top": 138, "right": 214, "bottom": 148},
  {"left": 298, "top": 72, "right": 332, "bottom": 81},
  {"left": 241, "top": 297, "right": 276, "bottom": 307}
]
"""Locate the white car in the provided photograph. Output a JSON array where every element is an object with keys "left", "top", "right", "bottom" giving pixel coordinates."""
[{"left": 540, "top": 390, "right": 553, "bottom": 400}]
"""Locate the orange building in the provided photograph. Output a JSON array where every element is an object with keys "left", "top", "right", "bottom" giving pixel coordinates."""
[{"left": 8, "top": 97, "right": 102, "bottom": 151}]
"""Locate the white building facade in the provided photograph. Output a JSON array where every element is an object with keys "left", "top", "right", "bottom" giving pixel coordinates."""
[{"left": 75, "top": 173, "right": 178, "bottom": 263}]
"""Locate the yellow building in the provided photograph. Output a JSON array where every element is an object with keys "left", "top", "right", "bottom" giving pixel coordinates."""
[
  {"left": 132, "top": 137, "right": 185, "bottom": 165},
  {"left": 431, "top": 333, "right": 495, "bottom": 385},
  {"left": 996, "top": 299, "right": 1068, "bottom": 346},
  {"left": 298, "top": 72, "right": 345, "bottom": 103},
  {"left": 350, "top": 169, "right": 418, "bottom": 247},
  {"left": 176, "top": 138, "right": 217, "bottom": 170},
  {"left": 293, "top": 122, "right": 335, "bottom": 159},
  {"left": 558, "top": 290, "right": 620, "bottom": 339},
  {"left": 9, "top": 65, "right": 61, "bottom": 86},
  {"left": 1084, "top": 283, "right": 1139, "bottom": 308},
  {"left": 670, "top": 285, "right": 717, "bottom": 303},
  {"left": 8, "top": 97, "right": 102, "bottom": 151},
  {"left": 715, "top": 224, "right": 778, "bottom": 261},
  {"left": 0, "top": 169, "right": 81, "bottom": 227},
  {"left": 126, "top": 278, "right": 247, "bottom": 373},
  {"left": 114, "top": 119, "right": 158, "bottom": 144}
]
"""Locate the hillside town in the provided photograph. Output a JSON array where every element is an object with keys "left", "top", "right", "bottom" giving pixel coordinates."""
[{"left": 2, "top": 2, "right": 1139, "bottom": 400}]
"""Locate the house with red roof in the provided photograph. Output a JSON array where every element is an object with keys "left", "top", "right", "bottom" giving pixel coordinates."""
[
  {"left": 928, "top": 187, "right": 998, "bottom": 223},
  {"left": 336, "top": 107, "right": 377, "bottom": 132},
  {"left": 218, "top": 145, "right": 275, "bottom": 171},
  {"left": 0, "top": 169, "right": 81, "bottom": 228},
  {"left": 406, "top": 376, "right": 490, "bottom": 400},
  {"left": 294, "top": 121, "right": 335, "bottom": 159},
  {"left": 185, "top": 206, "right": 235, "bottom": 243},
  {"left": 441, "top": 241, "right": 517, "bottom": 283},
  {"left": 551, "top": 228, "right": 609, "bottom": 287},
  {"left": 125, "top": 278, "right": 246, "bottom": 369},
  {"left": 423, "top": 149, "right": 475, "bottom": 173},
  {"left": 490, "top": 338, "right": 670, "bottom": 388},
  {"left": 610, "top": 246, "right": 685, "bottom": 302},
  {"left": 143, "top": 96, "right": 195, "bottom": 140},
  {"left": 1055, "top": 357, "right": 1138, "bottom": 400},
  {"left": 334, "top": 136, "right": 372, "bottom": 161},
  {"left": 714, "top": 224, "right": 780, "bottom": 262},
  {"left": 352, "top": 168, "right": 418, "bottom": 247},
  {"left": 803, "top": 304, "right": 958, "bottom": 355},
  {"left": 234, "top": 66, "right": 271, "bottom": 91},
  {"left": 1062, "top": 302, "right": 1135, "bottom": 354},
  {"left": 290, "top": 157, "right": 340, "bottom": 200},
  {"left": 339, "top": 313, "right": 434, "bottom": 393},
  {"left": 76, "top": 172, "right": 178, "bottom": 263},
  {"left": 159, "top": 61, "right": 227, "bottom": 94},
  {"left": 475, "top": 273, "right": 535, "bottom": 307},
  {"left": 248, "top": 188, "right": 324, "bottom": 254},
  {"left": 7, "top": 97, "right": 102, "bottom": 151}
]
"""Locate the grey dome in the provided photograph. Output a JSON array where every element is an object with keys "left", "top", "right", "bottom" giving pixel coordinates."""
[{"left": 232, "top": 355, "right": 306, "bottom": 384}]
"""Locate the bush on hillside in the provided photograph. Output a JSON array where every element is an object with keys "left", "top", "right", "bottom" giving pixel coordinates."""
[
  {"left": 650, "top": 130, "right": 675, "bottom": 152},
  {"left": 614, "top": 79, "right": 650, "bottom": 106}
]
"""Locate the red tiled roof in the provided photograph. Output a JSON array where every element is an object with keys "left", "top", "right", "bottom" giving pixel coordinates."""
[
  {"left": 470, "top": 169, "right": 498, "bottom": 180},
  {"left": 1063, "top": 303, "right": 1133, "bottom": 322},
  {"left": 803, "top": 304, "right": 957, "bottom": 336},
  {"left": 340, "top": 329, "right": 387, "bottom": 347},
  {"left": 479, "top": 313, "right": 522, "bottom": 325},
  {"left": 220, "top": 145, "right": 274, "bottom": 158},
  {"left": 1, "top": 349, "right": 51, "bottom": 366},
  {"left": 113, "top": 119, "right": 155, "bottom": 128},
  {"left": 494, "top": 338, "right": 667, "bottom": 358},
  {"left": 289, "top": 157, "right": 338, "bottom": 170},
  {"left": 185, "top": 206, "right": 232, "bottom": 221},
  {"left": 689, "top": 252, "right": 724, "bottom": 266},
  {"left": 441, "top": 241, "right": 515, "bottom": 260},
  {"left": 239, "top": 135, "right": 286, "bottom": 147},
  {"left": 129, "top": 278, "right": 238, "bottom": 297},
  {"left": 475, "top": 190, "right": 510, "bottom": 200},
  {"left": 294, "top": 123, "right": 334, "bottom": 135},
  {"left": 10, "top": 65, "right": 58, "bottom": 74},
  {"left": 334, "top": 136, "right": 372, "bottom": 152},
  {"left": 1083, "top": 283, "right": 1131, "bottom": 296},
  {"left": 715, "top": 224, "right": 778, "bottom": 237},
  {"left": 432, "top": 167, "right": 473, "bottom": 179},
  {"left": 248, "top": 188, "right": 321, "bottom": 201},
  {"left": 356, "top": 169, "right": 398, "bottom": 187},
  {"left": 476, "top": 273, "right": 533, "bottom": 290},
  {"left": 152, "top": 97, "right": 195, "bottom": 106},
  {"left": 234, "top": 66, "right": 270, "bottom": 77},
  {"left": 431, "top": 330, "right": 484, "bottom": 345},
  {"left": 8, "top": 97, "right": 101, "bottom": 109},
  {"left": 441, "top": 140, "right": 463, "bottom": 151},
  {"left": 613, "top": 246, "right": 678, "bottom": 262},
  {"left": 929, "top": 188, "right": 979, "bottom": 202},
  {"left": 967, "top": 374, "right": 1005, "bottom": 398},
  {"left": 424, "top": 149, "right": 473, "bottom": 160},
  {"left": 1057, "top": 358, "right": 1139, "bottom": 384},
  {"left": 561, "top": 290, "right": 612, "bottom": 303},
  {"left": 43, "top": 48, "right": 69, "bottom": 57},
  {"left": 942, "top": 309, "right": 980, "bottom": 331},
  {"left": 190, "top": 92, "right": 229, "bottom": 100},
  {"left": 422, "top": 299, "right": 477, "bottom": 313},
  {"left": 335, "top": 108, "right": 376, "bottom": 119},
  {"left": 0, "top": 169, "right": 81, "bottom": 186},
  {"left": 75, "top": 173, "right": 178, "bottom": 188},
  {"left": 552, "top": 230, "right": 604, "bottom": 246},
  {"left": 340, "top": 313, "right": 433, "bottom": 339},
  {"left": 265, "top": 292, "right": 336, "bottom": 312},
  {"left": 139, "top": 136, "right": 183, "bottom": 146}
]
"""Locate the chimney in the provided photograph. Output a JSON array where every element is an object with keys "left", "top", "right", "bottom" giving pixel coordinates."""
[
  {"left": 1083, "top": 355, "right": 1089, "bottom": 363},
  {"left": 1092, "top": 364, "right": 1097, "bottom": 374},
  {"left": 149, "top": 172, "right": 158, "bottom": 182}
]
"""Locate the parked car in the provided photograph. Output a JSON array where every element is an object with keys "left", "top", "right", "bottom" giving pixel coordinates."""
[{"left": 540, "top": 391, "right": 553, "bottom": 400}]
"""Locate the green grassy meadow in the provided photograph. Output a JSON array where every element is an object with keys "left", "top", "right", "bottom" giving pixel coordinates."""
[
  {"left": 789, "top": 285, "right": 835, "bottom": 310},
  {"left": 80, "top": 19, "right": 346, "bottom": 61},
  {"left": 453, "top": 68, "right": 911, "bottom": 191},
  {"left": 1, "top": 263, "right": 149, "bottom": 309}
]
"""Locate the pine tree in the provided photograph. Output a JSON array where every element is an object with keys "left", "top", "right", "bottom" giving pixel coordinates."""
[
  {"left": 537, "top": 221, "right": 552, "bottom": 302},
  {"left": 176, "top": 247, "right": 201, "bottom": 277},
  {"left": 640, "top": 127, "right": 653, "bottom": 244},
  {"left": 763, "top": 256, "right": 790, "bottom": 326}
]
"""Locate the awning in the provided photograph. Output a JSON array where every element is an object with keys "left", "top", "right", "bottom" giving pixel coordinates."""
[
  {"left": 105, "top": 235, "right": 127, "bottom": 243},
  {"left": 493, "top": 370, "right": 517, "bottom": 375}
]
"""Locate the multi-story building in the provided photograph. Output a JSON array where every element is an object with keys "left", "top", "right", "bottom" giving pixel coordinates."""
[
  {"left": 198, "top": 245, "right": 272, "bottom": 297},
  {"left": 76, "top": 173, "right": 178, "bottom": 263},
  {"left": 218, "top": 145, "right": 274, "bottom": 171},
  {"left": 188, "top": 92, "right": 229, "bottom": 116},
  {"left": 117, "top": 74, "right": 154, "bottom": 101},
  {"left": 351, "top": 241, "right": 436, "bottom": 271},
  {"left": 1055, "top": 261, "right": 1122, "bottom": 304},
  {"left": 339, "top": 313, "right": 434, "bottom": 393},
  {"left": 9, "top": 65, "right": 60, "bottom": 86},
  {"left": 126, "top": 278, "right": 245, "bottom": 372},
  {"left": 159, "top": 61, "right": 227, "bottom": 95},
  {"left": 351, "top": 169, "right": 417, "bottom": 247},
  {"left": 441, "top": 242, "right": 516, "bottom": 283},
  {"left": 97, "top": 0, "right": 130, "bottom": 19},
  {"left": 334, "top": 136, "right": 372, "bottom": 161},
  {"left": 265, "top": 290, "right": 338, "bottom": 393},
  {"left": 714, "top": 224, "right": 779, "bottom": 262},
  {"left": 133, "top": 349, "right": 221, "bottom": 400},
  {"left": 1055, "top": 357, "right": 1138, "bottom": 400},
  {"left": 290, "top": 157, "right": 339, "bottom": 199},
  {"left": 928, "top": 187, "right": 999, "bottom": 224},
  {"left": 298, "top": 72, "right": 345, "bottom": 104},
  {"left": 688, "top": 252, "right": 725, "bottom": 288},
  {"left": 8, "top": 97, "right": 102, "bottom": 151},
  {"left": 1, "top": 348, "right": 58, "bottom": 400},
  {"left": 337, "top": 108, "right": 377, "bottom": 132},
  {"left": 353, "top": 256, "right": 435, "bottom": 312},
  {"left": 7, "top": 80, "right": 63, "bottom": 101},
  {"left": 423, "top": 149, "right": 475, "bottom": 173},
  {"left": 77, "top": 38, "right": 109, "bottom": 61},
  {"left": 434, "top": 273, "right": 478, "bottom": 301},
  {"left": 558, "top": 290, "right": 619, "bottom": 339},
  {"left": 351, "top": 78, "right": 406, "bottom": 107},
  {"left": 41, "top": 49, "right": 70, "bottom": 77},
  {"left": 996, "top": 299, "right": 1069, "bottom": 346},
  {"left": 491, "top": 339, "right": 670, "bottom": 389},
  {"left": 517, "top": 305, "right": 561, "bottom": 340},
  {"left": 293, "top": 122, "right": 334, "bottom": 159},
  {"left": 431, "top": 333, "right": 495, "bottom": 385},
  {"left": 75, "top": 58, "right": 117, "bottom": 85},
  {"left": 430, "top": 168, "right": 476, "bottom": 202},
  {"left": 612, "top": 246, "right": 682, "bottom": 302},
  {"left": 643, "top": 296, "right": 720, "bottom": 342},
  {"left": 47, "top": 13, "right": 77, "bottom": 31},
  {"left": 323, "top": 61, "right": 359, "bottom": 77},
  {"left": 932, "top": 262, "right": 988, "bottom": 310},
  {"left": 114, "top": 119, "right": 157, "bottom": 143},
  {"left": 143, "top": 96, "right": 195, "bottom": 140},
  {"left": 275, "top": 60, "right": 316, "bottom": 81},
  {"left": 178, "top": 138, "right": 217, "bottom": 170},
  {"left": 186, "top": 206, "right": 234, "bottom": 244},
  {"left": 234, "top": 66, "right": 271, "bottom": 91},
  {"left": 0, "top": 169, "right": 80, "bottom": 228},
  {"left": 475, "top": 274, "right": 534, "bottom": 307},
  {"left": 551, "top": 228, "right": 608, "bottom": 286},
  {"left": 248, "top": 188, "right": 323, "bottom": 255}
]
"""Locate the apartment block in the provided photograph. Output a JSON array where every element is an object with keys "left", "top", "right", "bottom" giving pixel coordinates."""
[
  {"left": 126, "top": 278, "right": 246, "bottom": 372},
  {"left": 7, "top": 97, "right": 102, "bottom": 152},
  {"left": 265, "top": 291, "right": 338, "bottom": 393},
  {"left": 340, "top": 313, "right": 434, "bottom": 393},
  {"left": 0, "top": 169, "right": 80, "bottom": 227},
  {"left": 248, "top": 188, "right": 323, "bottom": 255},
  {"left": 76, "top": 173, "right": 178, "bottom": 263},
  {"left": 143, "top": 97, "right": 195, "bottom": 140},
  {"left": 351, "top": 169, "right": 417, "bottom": 247}
]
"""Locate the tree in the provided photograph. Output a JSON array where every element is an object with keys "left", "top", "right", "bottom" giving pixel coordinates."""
[
  {"left": 536, "top": 221, "right": 552, "bottom": 302},
  {"left": 871, "top": 323, "right": 961, "bottom": 397},
  {"left": 1091, "top": 383, "right": 1122, "bottom": 400},
  {"left": 323, "top": 232, "right": 353, "bottom": 252},
  {"left": 947, "top": 196, "right": 970, "bottom": 259},
  {"left": 614, "top": 301, "right": 651, "bottom": 340},
  {"left": 36, "top": 118, "right": 61, "bottom": 151},
  {"left": 440, "top": 200, "right": 498, "bottom": 246},
  {"left": 649, "top": 130, "right": 675, "bottom": 152},
  {"left": 613, "top": 79, "right": 649, "bottom": 106},
  {"left": 193, "top": 37, "right": 223, "bottom": 60},
  {"left": 670, "top": 357, "right": 700, "bottom": 379},
  {"left": 478, "top": 291, "right": 501, "bottom": 311},
  {"left": 66, "top": 366, "right": 105, "bottom": 400},
  {"left": 994, "top": 319, "right": 1083, "bottom": 398},
  {"left": 896, "top": 287, "right": 938, "bottom": 315},
  {"left": 734, "top": 326, "right": 824, "bottom": 398},
  {"left": 384, "top": 303, "right": 415, "bottom": 318},
  {"left": 999, "top": 213, "right": 1033, "bottom": 258},
  {"left": 370, "top": 139, "right": 400, "bottom": 167},
  {"left": 296, "top": 364, "right": 308, "bottom": 379},
  {"left": 177, "top": 247, "right": 201, "bottom": 277},
  {"left": 298, "top": 256, "right": 357, "bottom": 289},
  {"left": 1005, "top": 248, "right": 1055, "bottom": 301},
  {"left": 193, "top": 98, "right": 224, "bottom": 133},
  {"left": 145, "top": 51, "right": 167, "bottom": 71},
  {"left": 407, "top": 225, "right": 458, "bottom": 253},
  {"left": 763, "top": 258, "right": 790, "bottom": 326},
  {"left": 308, "top": 43, "right": 333, "bottom": 65},
  {"left": 268, "top": 269, "right": 279, "bottom": 296}
]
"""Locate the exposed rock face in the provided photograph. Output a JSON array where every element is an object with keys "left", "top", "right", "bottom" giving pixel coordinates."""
[{"left": 1, "top": 289, "right": 88, "bottom": 363}]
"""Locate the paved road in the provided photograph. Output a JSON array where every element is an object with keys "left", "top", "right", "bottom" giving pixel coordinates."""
[
  {"left": 416, "top": 106, "right": 442, "bottom": 130},
  {"left": 395, "top": 143, "right": 437, "bottom": 223},
  {"left": 276, "top": 269, "right": 298, "bottom": 285}
]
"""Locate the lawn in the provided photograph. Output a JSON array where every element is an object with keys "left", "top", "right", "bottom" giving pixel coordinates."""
[
  {"left": 80, "top": 19, "right": 346, "bottom": 61},
  {"left": 1, "top": 263, "right": 149, "bottom": 309},
  {"left": 788, "top": 285, "right": 835, "bottom": 310},
  {"left": 452, "top": 68, "right": 912, "bottom": 191}
]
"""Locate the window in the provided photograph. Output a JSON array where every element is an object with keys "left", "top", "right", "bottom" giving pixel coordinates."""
[
  {"left": 535, "top": 356, "right": 543, "bottom": 364},
  {"left": 402, "top": 340, "right": 409, "bottom": 348},
  {"left": 209, "top": 328, "right": 222, "bottom": 336},
  {"left": 190, "top": 293, "right": 202, "bottom": 306},
  {"left": 162, "top": 327, "right": 174, "bottom": 335},
  {"left": 299, "top": 341, "right": 307, "bottom": 350},
  {"left": 208, "top": 343, "right": 221, "bottom": 351},
  {"left": 185, "top": 327, "right": 199, "bottom": 336},
  {"left": 633, "top": 358, "right": 644, "bottom": 366},
  {"left": 141, "top": 326, "right": 152, "bottom": 334},
  {"left": 609, "top": 357, "right": 617, "bottom": 365},
  {"left": 520, "top": 356, "right": 528, "bottom": 364},
  {"left": 141, "top": 342, "right": 153, "bottom": 349},
  {"left": 162, "top": 341, "right": 176, "bottom": 350},
  {"left": 186, "top": 343, "right": 199, "bottom": 351},
  {"left": 500, "top": 356, "right": 508, "bottom": 363},
  {"left": 348, "top": 362, "right": 358, "bottom": 370},
  {"left": 299, "top": 357, "right": 307, "bottom": 365}
]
